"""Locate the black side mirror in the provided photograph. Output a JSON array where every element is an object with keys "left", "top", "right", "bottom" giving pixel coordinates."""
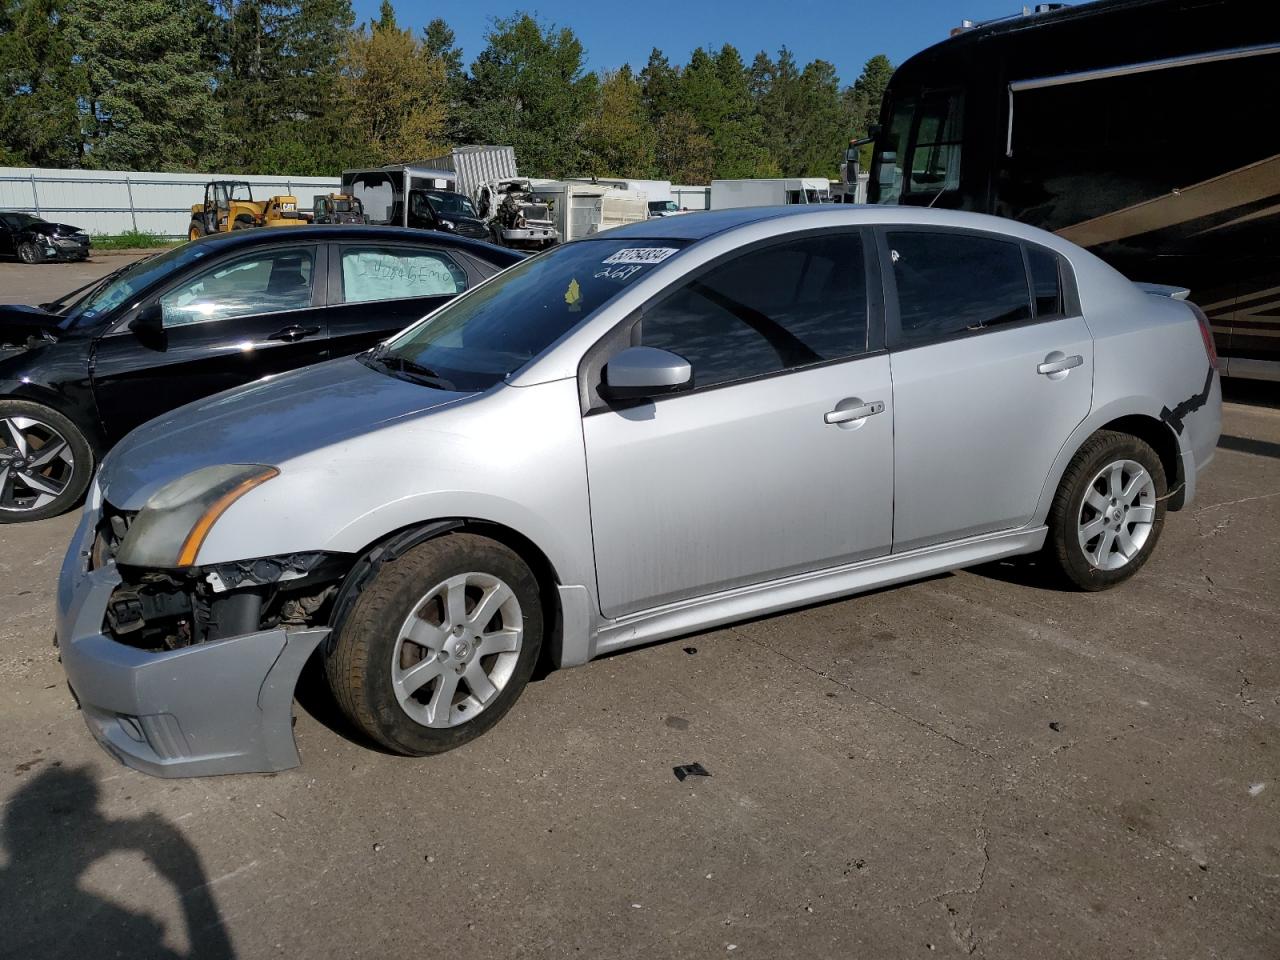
[
  {"left": 128, "top": 303, "right": 165, "bottom": 346},
  {"left": 600, "top": 346, "right": 693, "bottom": 401}
]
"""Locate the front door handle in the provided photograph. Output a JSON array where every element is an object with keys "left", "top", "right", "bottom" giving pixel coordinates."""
[
  {"left": 269, "top": 324, "right": 321, "bottom": 342},
  {"left": 824, "top": 399, "right": 885, "bottom": 425},
  {"left": 1037, "top": 352, "right": 1083, "bottom": 376}
]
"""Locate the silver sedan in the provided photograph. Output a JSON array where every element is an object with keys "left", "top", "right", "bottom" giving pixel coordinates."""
[{"left": 56, "top": 206, "right": 1221, "bottom": 776}]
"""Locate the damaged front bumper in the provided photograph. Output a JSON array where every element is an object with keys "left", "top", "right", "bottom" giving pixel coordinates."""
[{"left": 56, "top": 501, "right": 327, "bottom": 778}]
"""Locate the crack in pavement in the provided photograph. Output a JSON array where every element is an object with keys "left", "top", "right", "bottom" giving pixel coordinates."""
[{"left": 731, "top": 628, "right": 997, "bottom": 763}]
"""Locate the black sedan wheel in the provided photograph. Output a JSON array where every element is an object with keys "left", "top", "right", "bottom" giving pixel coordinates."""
[
  {"left": 0, "top": 401, "right": 93, "bottom": 522},
  {"left": 16, "top": 241, "right": 42, "bottom": 264}
]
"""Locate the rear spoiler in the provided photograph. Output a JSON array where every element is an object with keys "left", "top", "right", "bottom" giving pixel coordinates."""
[{"left": 1134, "top": 282, "right": 1190, "bottom": 300}]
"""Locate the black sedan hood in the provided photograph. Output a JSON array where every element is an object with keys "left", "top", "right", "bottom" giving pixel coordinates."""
[
  {"left": 448, "top": 216, "right": 490, "bottom": 239},
  {"left": 21, "top": 221, "right": 83, "bottom": 237},
  {"left": 0, "top": 303, "right": 63, "bottom": 341}
]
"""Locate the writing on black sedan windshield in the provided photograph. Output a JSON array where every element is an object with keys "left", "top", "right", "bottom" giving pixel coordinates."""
[{"left": 372, "top": 238, "right": 690, "bottom": 392}]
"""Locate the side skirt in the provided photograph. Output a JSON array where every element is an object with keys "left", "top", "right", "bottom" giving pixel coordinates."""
[{"left": 590, "top": 526, "right": 1048, "bottom": 660}]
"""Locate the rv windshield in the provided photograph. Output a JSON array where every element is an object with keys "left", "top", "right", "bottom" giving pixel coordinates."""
[{"left": 368, "top": 237, "right": 691, "bottom": 392}]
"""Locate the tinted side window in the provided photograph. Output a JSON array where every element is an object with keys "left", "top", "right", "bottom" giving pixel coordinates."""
[
  {"left": 908, "top": 91, "right": 963, "bottom": 196},
  {"left": 1027, "top": 246, "right": 1063, "bottom": 317},
  {"left": 340, "top": 246, "right": 468, "bottom": 304},
  {"left": 158, "top": 248, "right": 315, "bottom": 328},
  {"left": 888, "top": 232, "right": 1030, "bottom": 348},
  {"left": 639, "top": 233, "right": 868, "bottom": 389}
]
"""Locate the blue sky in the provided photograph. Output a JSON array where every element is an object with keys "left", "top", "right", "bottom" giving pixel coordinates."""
[{"left": 355, "top": 0, "right": 1029, "bottom": 86}]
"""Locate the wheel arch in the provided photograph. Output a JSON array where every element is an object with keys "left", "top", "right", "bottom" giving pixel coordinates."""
[
  {"left": 1037, "top": 398, "right": 1191, "bottom": 523},
  {"left": 328, "top": 516, "right": 577, "bottom": 671}
]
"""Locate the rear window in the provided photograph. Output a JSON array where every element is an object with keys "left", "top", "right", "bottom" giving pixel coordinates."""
[
  {"left": 1027, "top": 246, "right": 1064, "bottom": 317},
  {"left": 888, "top": 231, "right": 1031, "bottom": 347}
]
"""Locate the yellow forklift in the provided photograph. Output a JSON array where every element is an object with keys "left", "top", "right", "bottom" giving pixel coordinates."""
[{"left": 187, "top": 181, "right": 308, "bottom": 241}]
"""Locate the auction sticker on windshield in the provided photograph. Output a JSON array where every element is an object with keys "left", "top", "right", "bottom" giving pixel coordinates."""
[{"left": 601, "top": 247, "right": 679, "bottom": 265}]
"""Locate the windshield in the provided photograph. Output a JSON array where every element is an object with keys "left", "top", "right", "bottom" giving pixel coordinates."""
[
  {"left": 61, "top": 243, "right": 215, "bottom": 325},
  {"left": 371, "top": 237, "right": 691, "bottom": 392},
  {"left": 425, "top": 191, "right": 478, "bottom": 218},
  {"left": 2, "top": 213, "right": 45, "bottom": 229}
]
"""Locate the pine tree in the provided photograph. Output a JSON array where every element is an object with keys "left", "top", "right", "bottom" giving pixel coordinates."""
[
  {"left": 68, "top": 0, "right": 223, "bottom": 170},
  {"left": 0, "top": 0, "right": 85, "bottom": 166},
  {"left": 462, "top": 14, "right": 597, "bottom": 177},
  {"left": 423, "top": 17, "right": 466, "bottom": 144},
  {"left": 843, "top": 53, "right": 894, "bottom": 167}
]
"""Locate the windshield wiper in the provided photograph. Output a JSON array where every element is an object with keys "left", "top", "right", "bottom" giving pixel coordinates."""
[{"left": 366, "top": 344, "right": 455, "bottom": 390}]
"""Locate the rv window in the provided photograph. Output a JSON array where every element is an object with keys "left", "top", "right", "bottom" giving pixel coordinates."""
[
  {"left": 908, "top": 91, "right": 963, "bottom": 195},
  {"left": 873, "top": 95, "right": 915, "bottom": 204}
]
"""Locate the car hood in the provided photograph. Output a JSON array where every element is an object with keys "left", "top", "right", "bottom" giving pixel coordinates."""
[
  {"left": 22, "top": 222, "right": 83, "bottom": 237},
  {"left": 100, "top": 356, "right": 475, "bottom": 510},
  {"left": 0, "top": 303, "right": 64, "bottom": 341}
]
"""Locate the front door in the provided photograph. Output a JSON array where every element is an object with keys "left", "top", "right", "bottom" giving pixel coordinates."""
[
  {"left": 91, "top": 243, "right": 328, "bottom": 443},
  {"left": 883, "top": 228, "right": 1094, "bottom": 551},
  {"left": 583, "top": 230, "right": 895, "bottom": 619}
]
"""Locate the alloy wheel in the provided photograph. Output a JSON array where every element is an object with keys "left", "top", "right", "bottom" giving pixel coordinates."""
[
  {"left": 0, "top": 416, "right": 75, "bottom": 513},
  {"left": 391, "top": 572, "right": 524, "bottom": 728},
  {"left": 17, "top": 242, "right": 39, "bottom": 264},
  {"left": 1077, "top": 458, "right": 1157, "bottom": 571}
]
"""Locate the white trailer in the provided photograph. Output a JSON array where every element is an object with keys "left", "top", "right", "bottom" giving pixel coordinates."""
[
  {"left": 709, "top": 177, "right": 831, "bottom": 210},
  {"left": 530, "top": 181, "right": 650, "bottom": 242}
]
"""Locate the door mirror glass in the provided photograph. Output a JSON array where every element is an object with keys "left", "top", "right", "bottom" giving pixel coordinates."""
[{"left": 600, "top": 346, "right": 692, "bottom": 401}]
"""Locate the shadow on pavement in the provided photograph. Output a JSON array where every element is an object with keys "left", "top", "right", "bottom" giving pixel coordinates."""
[
  {"left": 0, "top": 765, "right": 235, "bottom": 960},
  {"left": 1218, "top": 433, "right": 1280, "bottom": 460}
]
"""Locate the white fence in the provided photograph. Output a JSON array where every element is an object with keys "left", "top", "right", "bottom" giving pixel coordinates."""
[{"left": 0, "top": 166, "right": 341, "bottom": 237}]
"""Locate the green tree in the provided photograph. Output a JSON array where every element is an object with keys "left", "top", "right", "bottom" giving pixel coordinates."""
[
  {"left": 756, "top": 47, "right": 845, "bottom": 176},
  {"left": 338, "top": 10, "right": 446, "bottom": 164},
  {"left": 214, "top": 0, "right": 354, "bottom": 173},
  {"left": 0, "top": 0, "right": 85, "bottom": 166},
  {"left": 582, "top": 65, "right": 655, "bottom": 178},
  {"left": 462, "top": 13, "right": 597, "bottom": 177},
  {"left": 423, "top": 17, "right": 466, "bottom": 143},
  {"left": 638, "top": 47, "right": 678, "bottom": 122},
  {"left": 68, "top": 0, "right": 223, "bottom": 170},
  {"left": 675, "top": 45, "right": 772, "bottom": 178},
  {"left": 655, "top": 109, "right": 712, "bottom": 184},
  {"left": 843, "top": 53, "right": 893, "bottom": 166}
]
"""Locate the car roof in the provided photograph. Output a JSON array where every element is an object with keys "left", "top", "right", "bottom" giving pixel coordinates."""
[
  {"left": 190, "top": 225, "right": 521, "bottom": 265},
  {"left": 595, "top": 204, "right": 1073, "bottom": 248}
]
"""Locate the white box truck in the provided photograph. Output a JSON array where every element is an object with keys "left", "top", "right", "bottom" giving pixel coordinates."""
[
  {"left": 418, "top": 146, "right": 559, "bottom": 249},
  {"left": 709, "top": 177, "right": 832, "bottom": 210}
]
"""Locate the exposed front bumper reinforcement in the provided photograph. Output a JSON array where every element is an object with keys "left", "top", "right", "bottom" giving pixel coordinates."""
[{"left": 56, "top": 509, "right": 328, "bottom": 778}]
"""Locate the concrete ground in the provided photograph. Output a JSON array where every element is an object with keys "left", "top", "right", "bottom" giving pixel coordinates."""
[{"left": 1, "top": 259, "right": 1277, "bottom": 959}]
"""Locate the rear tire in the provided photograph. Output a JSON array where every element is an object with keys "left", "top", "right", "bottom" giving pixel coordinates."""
[
  {"left": 0, "top": 400, "right": 94, "bottom": 522},
  {"left": 324, "top": 533, "right": 543, "bottom": 756},
  {"left": 16, "top": 241, "right": 42, "bottom": 264},
  {"left": 1043, "top": 430, "right": 1166, "bottom": 591}
]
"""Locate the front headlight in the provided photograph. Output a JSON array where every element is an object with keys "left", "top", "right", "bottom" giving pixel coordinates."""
[{"left": 116, "top": 464, "right": 278, "bottom": 569}]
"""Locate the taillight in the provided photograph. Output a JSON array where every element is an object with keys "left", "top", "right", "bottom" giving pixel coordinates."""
[{"left": 1189, "top": 302, "right": 1218, "bottom": 370}]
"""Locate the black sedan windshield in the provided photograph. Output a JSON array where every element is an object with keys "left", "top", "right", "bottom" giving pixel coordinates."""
[
  {"left": 1, "top": 213, "right": 45, "bottom": 229},
  {"left": 425, "top": 191, "right": 479, "bottom": 218},
  {"left": 374, "top": 237, "right": 690, "bottom": 391},
  {"left": 61, "top": 243, "right": 215, "bottom": 326}
]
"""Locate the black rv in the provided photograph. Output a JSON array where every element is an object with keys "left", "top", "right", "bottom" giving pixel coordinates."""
[{"left": 865, "top": 0, "right": 1280, "bottom": 380}]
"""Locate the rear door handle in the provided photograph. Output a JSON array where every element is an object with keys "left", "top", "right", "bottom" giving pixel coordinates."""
[
  {"left": 269, "top": 324, "right": 321, "bottom": 342},
  {"left": 1037, "top": 353, "right": 1083, "bottom": 375},
  {"left": 824, "top": 400, "right": 885, "bottom": 424}
]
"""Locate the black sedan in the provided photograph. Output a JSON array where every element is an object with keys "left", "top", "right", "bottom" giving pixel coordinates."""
[
  {"left": 0, "top": 212, "right": 92, "bottom": 263},
  {"left": 0, "top": 225, "right": 522, "bottom": 521}
]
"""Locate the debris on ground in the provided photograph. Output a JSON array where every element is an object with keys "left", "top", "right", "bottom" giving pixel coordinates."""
[{"left": 673, "top": 762, "right": 712, "bottom": 782}]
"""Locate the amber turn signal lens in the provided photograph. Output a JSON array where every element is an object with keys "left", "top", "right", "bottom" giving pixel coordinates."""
[{"left": 176, "top": 467, "right": 279, "bottom": 567}]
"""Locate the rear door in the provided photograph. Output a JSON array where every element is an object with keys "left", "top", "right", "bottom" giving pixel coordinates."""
[
  {"left": 883, "top": 228, "right": 1093, "bottom": 552},
  {"left": 582, "top": 229, "right": 895, "bottom": 618},
  {"left": 321, "top": 241, "right": 484, "bottom": 359},
  {"left": 90, "top": 243, "right": 328, "bottom": 442}
]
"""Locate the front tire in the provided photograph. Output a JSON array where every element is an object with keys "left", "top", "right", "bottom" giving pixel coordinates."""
[
  {"left": 188, "top": 220, "right": 206, "bottom": 241},
  {"left": 325, "top": 533, "right": 543, "bottom": 756},
  {"left": 1043, "top": 430, "right": 1167, "bottom": 590},
  {"left": 16, "top": 241, "right": 42, "bottom": 264},
  {"left": 0, "top": 400, "right": 94, "bottom": 522}
]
